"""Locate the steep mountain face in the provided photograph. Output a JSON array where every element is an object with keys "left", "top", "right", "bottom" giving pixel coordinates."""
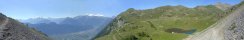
[
  {"left": 95, "top": 5, "right": 228, "bottom": 40},
  {"left": 0, "top": 13, "right": 49, "bottom": 40},
  {"left": 20, "top": 15, "right": 112, "bottom": 40}
]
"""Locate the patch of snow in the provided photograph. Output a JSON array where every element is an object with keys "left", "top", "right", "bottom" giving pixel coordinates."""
[{"left": 85, "top": 13, "right": 104, "bottom": 17}]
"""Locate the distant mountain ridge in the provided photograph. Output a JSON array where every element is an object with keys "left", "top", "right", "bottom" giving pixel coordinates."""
[
  {"left": 19, "top": 15, "right": 113, "bottom": 40},
  {"left": 214, "top": 2, "right": 232, "bottom": 11}
]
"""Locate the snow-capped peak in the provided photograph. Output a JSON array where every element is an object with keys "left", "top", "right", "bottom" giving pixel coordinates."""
[{"left": 85, "top": 13, "right": 104, "bottom": 16}]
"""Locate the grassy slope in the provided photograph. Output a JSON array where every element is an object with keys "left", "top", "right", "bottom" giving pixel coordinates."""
[{"left": 96, "top": 5, "right": 226, "bottom": 40}]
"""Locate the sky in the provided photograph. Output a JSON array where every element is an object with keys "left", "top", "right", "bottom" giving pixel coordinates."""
[{"left": 0, "top": 0, "right": 242, "bottom": 19}]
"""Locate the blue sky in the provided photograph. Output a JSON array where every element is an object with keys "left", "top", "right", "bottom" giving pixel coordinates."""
[{"left": 0, "top": 0, "right": 242, "bottom": 19}]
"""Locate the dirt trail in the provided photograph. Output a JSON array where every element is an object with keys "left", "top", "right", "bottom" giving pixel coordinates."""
[{"left": 184, "top": 5, "right": 244, "bottom": 40}]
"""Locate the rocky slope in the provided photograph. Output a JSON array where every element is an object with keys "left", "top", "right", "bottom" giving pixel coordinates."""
[
  {"left": 0, "top": 13, "right": 49, "bottom": 40},
  {"left": 224, "top": 6, "right": 244, "bottom": 40},
  {"left": 224, "top": 1, "right": 244, "bottom": 40}
]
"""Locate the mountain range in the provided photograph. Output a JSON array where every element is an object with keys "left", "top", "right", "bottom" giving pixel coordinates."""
[{"left": 19, "top": 15, "right": 113, "bottom": 40}]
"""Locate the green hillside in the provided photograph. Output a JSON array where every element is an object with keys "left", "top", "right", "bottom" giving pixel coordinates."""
[{"left": 95, "top": 5, "right": 229, "bottom": 40}]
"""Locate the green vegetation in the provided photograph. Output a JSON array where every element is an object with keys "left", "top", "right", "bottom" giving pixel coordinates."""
[
  {"left": 229, "top": 23, "right": 236, "bottom": 30},
  {"left": 96, "top": 5, "right": 228, "bottom": 40}
]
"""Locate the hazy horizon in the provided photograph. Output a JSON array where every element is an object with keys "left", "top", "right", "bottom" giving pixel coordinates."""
[{"left": 0, "top": 0, "right": 241, "bottom": 19}]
